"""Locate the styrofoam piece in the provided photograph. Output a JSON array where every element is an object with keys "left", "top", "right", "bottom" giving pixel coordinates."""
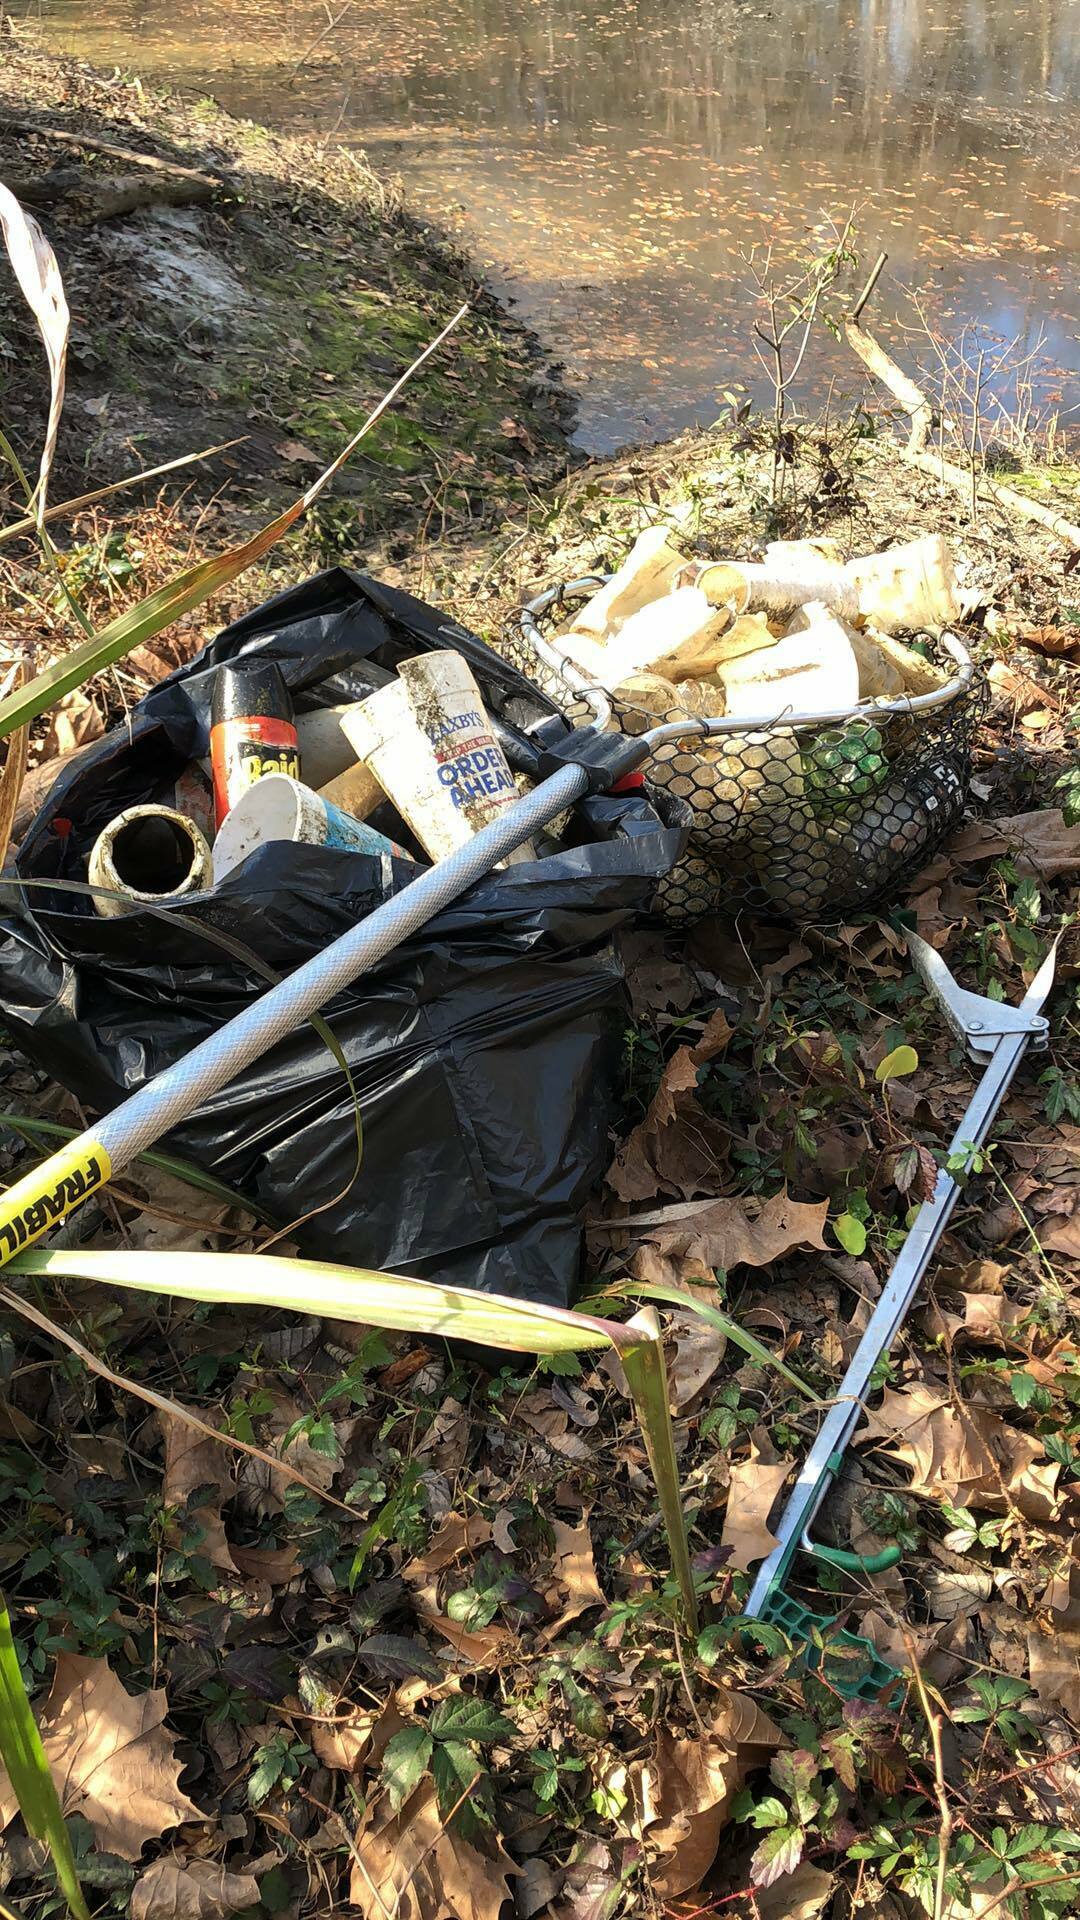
[
  {"left": 89, "top": 804, "right": 212, "bottom": 919},
  {"left": 845, "top": 534, "right": 960, "bottom": 634},
  {"left": 343, "top": 652, "right": 536, "bottom": 864},
  {"left": 691, "top": 557, "right": 861, "bottom": 623},
  {"left": 295, "top": 705, "right": 381, "bottom": 794},
  {"left": 716, "top": 612, "right": 860, "bottom": 721},
  {"left": 567, "top": 524, "right": 684, "bottom": 638},
  {"left": 785, "top": 602, "right": 905, "bottom": 700},
  {"left": 212, "top": 774, "right": 407, "bottom": 884}
]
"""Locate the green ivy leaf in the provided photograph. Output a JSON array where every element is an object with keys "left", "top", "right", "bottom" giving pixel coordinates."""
[
  {"left": 380, "top": 1726, "right": 434, "bottom": 1812},
  {"left": 430, "top": 1696, "right": 516, "bottom": 1745},
  {"left": 751, "top": 1824, "right": 806, "bottom": 1888},
  {"left": 1010, "top": 1371, "right": 1037, "bottom": 1409},
  {"left": 431, "top": 1739, "right": 488, "bottom": 1838},
  {"left": 833, "top": 1212, "right": 868, "bottom": 1256},
  {"left": 876, "top": 1044, "right": 919, "bottom": 1083}
]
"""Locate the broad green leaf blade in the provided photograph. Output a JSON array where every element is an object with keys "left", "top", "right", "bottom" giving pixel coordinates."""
[
  {"left": 0, "top": 1595, "right": 90, "bottom": 1920},
  {"left": 833, "top": 1211, "right": 868, "bottom": 1257},
  {"left": 3, "top": 1116, "right": 272, "bottom": 1222},
  {"left": 0, "top": 303, "right": 468, "bottom": 740},
  {"left": 876, "top": 1044, "right": 918, "bottom": 1083},
  {"left": 9, "top": 1247, "right": 622, "bottom": 1356},
  {"left": 380, "top": 1727, "right": 433, "bottom": 1812},
  {"left": 429, "top": 1697, "right": 516, "bottom": 1743},
  {"left": 621, "top": 1309, "right": 698, "bottom": 1632},
  {"left": 596, "top": 1279, "right": 816, "bottom": 1399}
]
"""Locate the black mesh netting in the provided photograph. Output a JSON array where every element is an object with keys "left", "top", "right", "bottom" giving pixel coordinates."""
[{"left": 505, "top": 579, "right": 989, "bottom": 927}]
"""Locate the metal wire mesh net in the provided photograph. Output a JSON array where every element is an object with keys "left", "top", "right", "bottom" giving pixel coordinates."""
[{"left": 504, "top": 580, "right": 988, "bottom": 928}]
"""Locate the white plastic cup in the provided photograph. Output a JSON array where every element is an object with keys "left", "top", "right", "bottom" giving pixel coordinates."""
[
  {"left": 342, "top": 652, "right": 535, "bottom": 864},
  {"left": 212, "top": 774, "right": 408, "bottom": 884},
  {"left": 89, "top": 804, "right": 212, "bottom": 919}
]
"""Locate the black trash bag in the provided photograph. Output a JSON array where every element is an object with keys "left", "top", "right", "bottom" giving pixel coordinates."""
[{"left": 0, "top": 569, "right": 687, "bottom": 1309}]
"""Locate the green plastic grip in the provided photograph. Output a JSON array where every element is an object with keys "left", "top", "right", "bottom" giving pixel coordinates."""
[{"left": 804, "top": 1540, "right": 903, "bottom": 1575}]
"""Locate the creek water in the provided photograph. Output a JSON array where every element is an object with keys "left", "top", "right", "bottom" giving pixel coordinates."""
[{"left": 37, "top": 0, "right": 1080, "bottom": 451}]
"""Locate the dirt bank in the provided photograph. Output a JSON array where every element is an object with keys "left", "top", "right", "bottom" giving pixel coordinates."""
[{"left": 0, "top": 34, "right": 573, "bottom": 569}]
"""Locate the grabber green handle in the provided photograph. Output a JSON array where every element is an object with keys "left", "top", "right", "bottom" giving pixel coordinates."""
[{"left": 804, "top": 1541, "right": 903, "bottom": 1575}]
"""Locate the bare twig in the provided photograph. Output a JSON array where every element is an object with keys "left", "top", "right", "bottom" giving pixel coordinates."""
[
  {"left": 902, "top": 1629, "right": 954, "bottom": 1920},
  {"left": 844, "top": 269, "right": 1080, "bottom": 548}
]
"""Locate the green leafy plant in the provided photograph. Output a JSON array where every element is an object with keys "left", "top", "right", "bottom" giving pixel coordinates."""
[
  {"left": 952, "top": 1674, "right": 1038, "bottom": 1752},
  {"left": 381, "top": 1695, "right": 515, "bottom": 1837},
  {"left": 0, "top": 1593, "right": 90, "bottom": 1920},
  {"left": 247, "top": 1732, "right": 313, "bottom": 1807},
  {"left": 10, "top": 1247, "right": 700, "bottom": 1629}
]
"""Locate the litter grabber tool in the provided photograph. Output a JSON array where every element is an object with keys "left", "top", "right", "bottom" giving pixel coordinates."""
[
  {"left": 743, "top": 929, "right": 1059, "bottom": 1696},
  {"left": 0, "top": 685, "right": 974, "bottom": 1267}
]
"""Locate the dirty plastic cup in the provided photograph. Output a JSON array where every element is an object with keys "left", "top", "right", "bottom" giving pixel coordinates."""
[
  {"left": 89, "top": 804, "right": 212, "bottom": 919},
  {"left": 211, "top": 774, "right": 408, "bottom": 884},
  {"left": 342, "top": 652, "right": 536, "bottom": 864}
]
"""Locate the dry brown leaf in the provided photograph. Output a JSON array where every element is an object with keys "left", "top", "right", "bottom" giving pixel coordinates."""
[
  {"left": 417, "top": 1609, "right": 514, "bottom": 1668},
  {"left": 404, "top": 1512, "right": 493, "bottom": 1581},
  {"left": 720, "top": 1435, "right": 792, "bottom": 1571},
  {"left": 617, "top": 1189, "right": 829, "bottom": 1286},
  {"left": 1028, "top": 1626, "right": 1080, "bottom": 1727},
  {"left": 1044, "top": 1214, "right": 1080, "bottom": 1259},
  {"left": 646, "top": 1687, "right": 783, "bottom": 1897},
  {"left": 349, "top": 1784, "right": 517, "bottom": 1920},
  {"left": 229, "top": 1542, "right": 301, "bottom": 1585},
  {"left": 863, "top": 1381, "right": 1060, "bottom": 1520},
  {"left": 0, "top": 1654, "right": 201, "bottom": 1858},
  {"left": 130, "top": 1856, "right": 259, "bottom": 1920},
  {"left": 669, "top": 1308, "right": 726, "bottom": 1408},
  {"left": 945, "top": 808, "right": 1080, "bottom": 879},
  {"left": 157, "top": 1406, "right": 237, "bottom": 1574},
  {"left": 310, "top": 1713, "right": 377, "bottom": 1772},
  {"left": 606, "top": 1009, "right": 732, "bottom": 1201},
  {"left": 756, "top": 1861, "right": 835, "bottom": 1920},
  {"left": 1019, "top": 624, "right": 1080, "bottom": 658},
  {"left": 544, "top": 1516, "right": 606, "bottom": 1632},
  {"left": 40, "top": 686, "right": 104, "bottom": 761}
]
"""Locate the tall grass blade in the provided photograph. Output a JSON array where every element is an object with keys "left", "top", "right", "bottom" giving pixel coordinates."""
[
  {"left": 0, "top": 668, "right": 27, "bottom": 869},
  {"left": 0, "top": 437, "right": 246, "bottom": 546},
  {"left": 621, "top": 1308, "right": 699, "bottom": 1631},
  {"left": 0, "top": 185, "right": 67, "bottom": 522},
  {"left": 596, "top": 1277, "right": 816, "bottom": 1399},
  {"left": 10, "top": 1246, "right": 621, "bottom": 1356},
  {"left": 0, "top": 303, "right": 469, "bottom": 740},
  {"left": 0, "top": 1594, "right": 90, "bottom": 1920}
]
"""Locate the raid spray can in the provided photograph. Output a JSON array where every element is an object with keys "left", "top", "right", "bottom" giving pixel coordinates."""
[{"left": 210, "top": 662, "right": 301, "bottom": 828}]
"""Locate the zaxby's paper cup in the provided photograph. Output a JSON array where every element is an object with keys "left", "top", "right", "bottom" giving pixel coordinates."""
[
  {"left": 342, "top": 652, "right": 535, "bottom": 864},
  {"left": 212, "top": 774, "right": 408, "bottom": 884}
]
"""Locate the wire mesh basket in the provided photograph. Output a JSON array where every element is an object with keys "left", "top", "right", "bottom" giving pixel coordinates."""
[{"left": 508, "top": 576, "right": 988, "bottom": 927}]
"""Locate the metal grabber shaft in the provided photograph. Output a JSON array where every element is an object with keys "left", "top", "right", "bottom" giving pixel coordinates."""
[
  {"left": 0, "top": 758, "right": 602, "bottom": 1266},
  {"left": 745, "top": 929, "right": 1058, "bottom": 1625}
]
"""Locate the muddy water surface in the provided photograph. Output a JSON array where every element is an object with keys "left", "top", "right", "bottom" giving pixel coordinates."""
[{"left": 38, "top": 0, "right": 1080, "bottom": 450}]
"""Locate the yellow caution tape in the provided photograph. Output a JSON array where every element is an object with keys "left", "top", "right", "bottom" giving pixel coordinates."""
[{"left": 0, "top": 1135, "right": 112, "bottom": 1265}]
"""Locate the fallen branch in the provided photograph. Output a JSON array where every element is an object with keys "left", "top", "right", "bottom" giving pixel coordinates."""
[
  {"left": 844, "top": 269, "right": 1080, "bottom": 550},
  {"left": 7, "top": 166, "right": 220, "bottom": 220},
  {"left": 0, "top": 115, "right": 232, "bottom": 186}
]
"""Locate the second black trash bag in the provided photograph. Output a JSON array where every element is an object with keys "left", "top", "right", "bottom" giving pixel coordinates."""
[{"left": 0, "top": 569, "right": 688, "bottom": 1310}]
